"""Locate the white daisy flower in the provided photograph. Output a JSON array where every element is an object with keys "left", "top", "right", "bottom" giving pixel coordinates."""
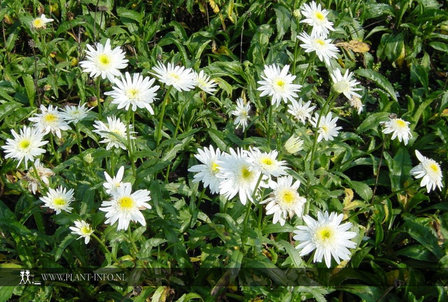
[
  {"left": 410, "top": 150, "right": 443, "bottom": 193},
  {"left": 79, "top": 39, "right": 128, "bottom": 81},
  {"left": 284, "top": 135, "right": 304, "bottom": 154},
  {"left": 188, "top": 145, "right": 224, "bottom": 194},
  {"left": 294, "top": 211, "right": 357, "bottom": 268},
  {"left": 260, "top": 176, "right": 306, "bottom": 226},
  {"left": 231, "top": 98, "right": 251, "bottom": 131},
  {"left": 69, "top": 220, "right": 94, "bottom": 244},
  {"left": 349, "top": 96, "right": 363, "bottom": 114},
  {"left": 105, "top": 72, "right": 160, "bottom": 114},
  {"left": 29, "top": 105, "right": 71, "bottom": 138},
  {"left": 40, "top": 186, "right": 74, "bottom": 214},
  {"left": 93, "top": 116, "right": 134, "bottom": 150},
  {"left": 100, "top": 183, "right": 151, "bottom": 231},
  {"left": 298, "top": 32, "right": 339, "bottom": 65},
  {"left": 248, "top": 147, "right": 288, "bottom": 178},
  {"left": 381, "top": 117, "right": 412, "bottom": 145},
  {"left": 61, "top": 103, "right": 92, "bottom": 124},
  {"left": 2, "top": 126, "right": 47, "bottom": 168},
  {"left": 257, "top": 64, "right": 302, "bottom": 106},
  {"left": 151, "top": 62, "right": 196, "bottom": 92},
  {"left": 31, "top": 14, "right": 54, "bottom": 29},
  {"left": 217, "top": 148, "right": 262, "bottom": 205},
  {"left": 103, "top": 166, "right": 131, "bottom": 196},
  {"left": 194, "top": 70, "right": 218, "bottom": 94},
  {"left": 330, "top": 69, "right": 362, "bottom": 101},
  {"left": 310, "top": 112, "right": 342, "bottom": 142},
  {"left": 25, "top": 159, "right": 53, "bottom": 194},
  {"left": 300, "top": 1, "right": 334, "bottom": 37},
  {"left": 287, "top": 99, "right": 316, "bottom": 124}
]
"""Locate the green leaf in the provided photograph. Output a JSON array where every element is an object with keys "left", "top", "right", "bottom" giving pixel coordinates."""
[
  {"left": 356, "top": 69, "right": 397, "bottom": 102},
  {"left": 176, "top": 293, "right": 203, "bottom": 302},
  {"left": 383, "top": 148, "right": 412, "bottom": 191},
  {"left": 277, "top": 240, "right": 306, "bottom": 268},
  {"left": 410, "top": 64, "right": 428, "bottom": 90},
  {"left": 341, "top": 285, "right": 384, "bottom": 302},
  {"left": 357, "top": 112, "right": 390, "bottom": 134},
  {"left": 350, "top": 181, "right": 373, "bottom": 201},
  {"left": 54, "top": 234, "right": 75, "bottom": 261},
  {"left": 22, "top": 74, "right": 35, "bottom": 107},
  {"left": 116, "top": 7, "right": 143, "bottom": 23},
  {"left": 377, "top": 33, "right": 404, "bottom": 62},
  {"left": 402, "top": 215, "right": 444, "bottom": 259},
  {"left": 429, "top": 41, "right": 448, "bottom": 53}
]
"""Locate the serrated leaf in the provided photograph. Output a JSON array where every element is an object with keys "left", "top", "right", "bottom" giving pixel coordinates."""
[
  {"left": 350, "top": 181, "right": 373, "bottom": 201},
  {"left": 356, "top": 69, "right": 397, "bottom": 102},
  {"left": 22, "top": 74, "right": 35, "bottom": 107},
  {"left": 54, "top": 234, "right": 75, "bottom": 261},
  {"left": 357, "top": 112, "right": 390, "bottom": 133}
]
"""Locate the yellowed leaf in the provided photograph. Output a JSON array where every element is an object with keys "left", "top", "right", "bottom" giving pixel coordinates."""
[{"left": 336, "top": 40, "right": 370, "bottom": 53}]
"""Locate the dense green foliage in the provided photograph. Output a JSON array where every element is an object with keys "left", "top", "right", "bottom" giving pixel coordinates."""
[{"left": 0, "top": 0, "right": 447, "bottom": 301}]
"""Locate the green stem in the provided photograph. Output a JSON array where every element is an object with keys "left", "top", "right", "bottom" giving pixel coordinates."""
[
  {"left": 91, "top": 233, "right": 117, "bottom": 263},
  {"left": 155, "top": 86, "right": 172, "bottom": 146},
  {"left": 49, "top": 135, "right": 60, "bottom": 164},
  {"left": 126, "top": 110, "right": 137, "bottom": 179},
  {"left": 96, "top": 77, "right": 102, "bottom": 118},
  {"left": 302, "top": 53, "right": 315, "bottom": 84},
  {"left": 307, "top": 92, "right": 338, "bottom": 170},
  {"left": 31, "top": 160, "right": 49, "bottom": 193},
  {"left": 127, "top": 227, "right": 139, "bottom": 255},
  {"left": 74, "top": 124, "right": 83, "bottom": 154},
  {"left": 266, "top": 105, "right": 273, "bottom": 151}
]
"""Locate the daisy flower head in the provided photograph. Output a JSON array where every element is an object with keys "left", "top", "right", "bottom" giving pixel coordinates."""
[
  {"left": 105, "top": 72, "right": 160, "bottom": 114},
  {"left": 194, "top": 70, "right": 218, "bottom": 94},
  {"left": 93, "top": 116, "right": 134, "bottom": 150},
  {"left": 104, "top": 166, "right": 131, "bottom": 196},
  {"left": 40, "top": 186, "right": 74, "bottom": 214},
  {"left": 100, "top": 183, "right": 151, "bottom": 231},
  {"left": 31, "top": 14, "right": 53, "bottom": 29},
  {"left": 381, "top": 117, "right": 412, "bottom": 145},
  {"left": 257, "top": 64, "right": 302, "bottom": 106},
  {"left": 294, "top": 211, "right": 357, "bottom": 268},
  {"left": 69, "top": 220, "right": 94, "bottom": 244},
  {"left": 2, "top": 126, "right": 47, "bottom": 168},
  {"left": 410, "top": 150, "right": 443, "bottom": 193},
  {"left": 61, "top": 103, "right": 92, "bottom": 124},
  {"left": 284, "top": 135, "right": 304, "bottom": 154},
  {"left": 330, "top": 69, "right": 362, "bottom": 101},
  {"left": 349, "top": 96, "right": 363, "bottom": 114},
  {"left": 25, "top": 159, "right": 53, "bottom": 194},
  {"left": 79, "top": 39, "right": 128, "bottom": 81},
  {"left": 188, "top": 145, "right": 224, "bottom": 194},
  {"left": 310, "top": 112, "right": 342, "bottom": 142},
  {"left": 151, "top": 62, "right": 196, "bottom": 92},
  {"left": 298, "top": 32, "right": 339, "bottom": 66},
  {"left": 300, "top": 1, "right": 334, "bottom": 37},
  {"left": 231, "top": 98, "right": 251, "bottom": 131},
  {"left": 249, "top": 147, "right": 288, "bottom": 178},
  {"left": 29, "top": 105, "right": 71, "bottom": 138},
  {"left": 260, "top": 176, "right": 306, "bottom": 226},
  {"left": 217, "top": 148, "right": 262, "bottom": 205},
  {"left": 287, "top": 99, "right": 316, "bottom": 124}
]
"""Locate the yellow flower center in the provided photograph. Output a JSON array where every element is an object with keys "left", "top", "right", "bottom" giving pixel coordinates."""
[
  {"left": 315, "top": 11, "right": 325, "bottom": 21},
  {"left": 98, "top": 54, "right": 111, "bottom": 66},
  {"left": 280, "top": 189, "right": 296, "bottom": 204},
  {"left": 44, "top": 113, "right": 57, "bottom": 123},
  {"left": 261, "top": 157, "right": 273, "bottom": 166},
  {"left": 32, "top": 18, "right": 44, "bottom": 28},
  {"left": 241, "top": 166, "right": 252, "bottom": 180},
  {"left": 169, "top": 72, "right": 180, "bottom": 81},
  {"left": 315, "top": 39, "right": 326, "bottom": 46},
  {"left": 118, "top": 196, "right": 134, "bottom": 209},
  {"left": 334, "top": 81, "right": 350, "bottom": 94},
  {"left": 126, "top": 88, "right": 139, "bottom": 99},
  {"left": 316, "top": 226, "right": 334, "bottom": 242},
  {"left": 429, "top": 163, "right": 439, "bottom": 173},
  {"left": 53, "top": 197, "right": 66, "bottom": 206},
  {"left": 211, "top": 162, "right": 220, "bottom": 174},
  {"left": 80, "top": 226, "right": 92, "bottom": 235},
  {"left": 19, "top": 139, "right": 31, "bottom": 150},
  {"left": 321, "top": 125, "right": 329, "bottom": 133},
  {"left": 395, "top": 119, "right": 406, "bottom": 128},
  {"left": 275, "top": 79, "right": 285, "bottom": 88}
]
